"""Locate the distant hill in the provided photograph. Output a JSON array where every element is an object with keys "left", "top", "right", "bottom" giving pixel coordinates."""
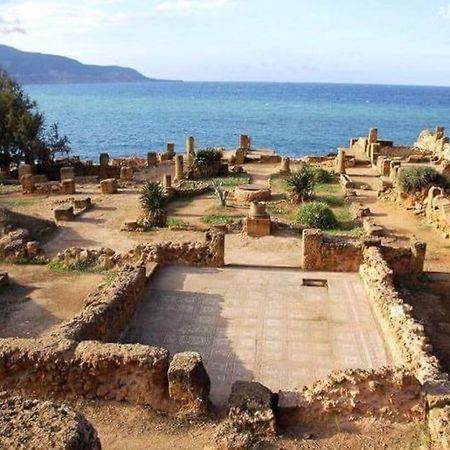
[{"left": 0, "top": 44, "right": 170, "bottom": 84}]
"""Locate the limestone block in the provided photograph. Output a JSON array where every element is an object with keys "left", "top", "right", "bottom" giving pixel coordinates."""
[
  {"left": 61, "top": 179, "right": 76, "bottom": 195},
  {"left": 21, "top": 174, "right": 35, "bottom": 194},
  {"left": 54, "top": 205, "right": 74, "bottom": 221},
  {"left": 121, "top": 221, "right": 139, "bottom": 232},
  {"left": 166, "top": 142, "right": 175, "bottom": 155},
  {"left": 336, "top": 150, "right": 346, "bottom": 175},
  {"left": 168, "top": 352, "right": 210, "bottom": 413},
  {"left": 147, "top": 152, "right": 157, "bottom": 167},
  {"left": 239, "top": 134, "right": 251, "bottom": 150},
  {"left": 279, "top": 156, "right": 290, "bottom": 174},
  {"left": 163, "top": 174, "right": 172, "bottom": 189},
  {"left": 245, "top": 217, "right": 271, "bottom": 237},
  {"left": 73, "top": 197, "right": 92, "bottom": 211},
  {"left": 234, "top": 185, "right": 271, "bottom": 203},
  {"left": 60, "top": 166, "right": 75, "bottom": 181},
  {"left": 235, "top": 148, "right": 246, "bottom": 165},
  {"left": 26, "top": 241, "right": 40, "bottom": 257},
  {"left": 18, "top": 164, "right": 32, "bottom": 181},
  {"left": 100, "top": 178, "right": 118, "bottom": 194},
  {"left": 228, "top": 381, "right": 277, "bottom": 437},
  {"left": 174, "top": 155, "right": 184, "bottom": 182},
  {"left": 120, "top": 166, "right": 134, "bottom": 182},
  {"left": 99, "top": 153, "right": 110, "bottom": 166}
]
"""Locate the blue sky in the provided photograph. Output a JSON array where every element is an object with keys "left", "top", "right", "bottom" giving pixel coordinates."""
[{"left": 1, "top": 0, "right": 450, "bottom": 84}]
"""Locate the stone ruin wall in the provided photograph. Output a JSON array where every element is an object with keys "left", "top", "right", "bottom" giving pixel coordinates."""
[
  {"left": 301, "top": 229, "right": 425, "bottom": 275},
  {"left": 415, "top": 128, "right": 450, "bottom": 160},
  {"left": 53, "top": 231, "right": 226, "bottom": 270},
  {"left": 0, "top": 265, "right": 209, "bottom": 414},
  {"left": 278, "top": 367, "right": 425, "bottom": 427}
]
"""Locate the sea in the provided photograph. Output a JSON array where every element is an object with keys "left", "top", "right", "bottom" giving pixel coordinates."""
[{"left": 24, "top": 82, "right": 450, "bottom": 160}]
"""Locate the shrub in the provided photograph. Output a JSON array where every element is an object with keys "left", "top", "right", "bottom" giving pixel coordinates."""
[
  {"left": 195, "top": 148, "right": 223, "bottom": 165},
  {"left": 310, "top": 166, "right": 333, "bottom": 184},
  {"left": 140, "top": 182, "right": 167, "bottom": 226},
  {"left": 399, "top": 166, "right": 447, "bottom": 193},
  {"left": 285, "top": 166, "right": 316, "bottom": 202},
  {"left": 295, "top": 201, "right": 338, "bottom": 229}
]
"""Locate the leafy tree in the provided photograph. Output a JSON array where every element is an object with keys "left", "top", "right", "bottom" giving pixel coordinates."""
[
  {"left": 0, "top": 68, "right": 70, "bottom": 169},
  {"left": 399, "top": 166, "right": 447, "bottom": 193}
]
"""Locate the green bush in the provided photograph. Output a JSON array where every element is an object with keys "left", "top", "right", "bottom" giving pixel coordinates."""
[
  {"left": 195, "top": 148, "right": 223, "bottom": 165},
  {"left": 295, "top": 201, "right": 338, "bottom": 229},
  {"left": 285, "top": 166, "right": 316, "bottom": 202},
  {"left": 310, "top": 166, "right": 333, "bottom": 183},
  {"left": 399, "top": 166, "right": 447, "bottom": 193}
]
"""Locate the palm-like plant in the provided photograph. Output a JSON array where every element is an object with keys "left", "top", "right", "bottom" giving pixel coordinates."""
[
  {"left": 140, "top": 182, "right": 167, "bottom": 226},
  {"left": 285, "top": 166, "right": 316, "bottom": 203}
]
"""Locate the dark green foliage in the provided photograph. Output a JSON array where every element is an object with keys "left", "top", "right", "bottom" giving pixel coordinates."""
[
  {"left": 194, "top": 148, "right": 223, "bottom": 165},
  {"left": 140, "top": 182, "right": 166, "bottom": 213},
  {"left": 285, "top": 166, "right": 316, "bottom": 202},
  {"left": 310, "top": 166, "right": 333, "bottom": 183},
  {"left": 295, "top": 201, "right": 338, "bottom": 229},
  {"left": 0, "top": 69, "right": 70, "bottom": 167},
  {"left": 399, "top": 166, "right": 448, "bottom": 193}
]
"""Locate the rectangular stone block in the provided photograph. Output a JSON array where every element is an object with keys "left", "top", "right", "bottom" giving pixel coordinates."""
[
  {"left": 54, "top": 205, "right": 74, "bottom": 221},
  {"left": 100, "top": 178, "right": 118, "bottom": 194},
  {"left": 245, "top": 217, "right": 271, "bottom": 237}
]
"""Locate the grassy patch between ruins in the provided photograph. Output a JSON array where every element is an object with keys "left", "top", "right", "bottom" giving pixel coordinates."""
[
  {"left": 48, "top": 260, "right": 113, "bottom": 274},
  {"left": 166, "top": 216, "right": 190, "bottom": 229}
]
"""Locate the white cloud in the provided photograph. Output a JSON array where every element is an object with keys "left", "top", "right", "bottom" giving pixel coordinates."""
[
  {"left": 0, "top": 15, "right": 25, "bottom": 34},
  {"left": 154, "top": 0, "right": 237, "bottom": 12}
]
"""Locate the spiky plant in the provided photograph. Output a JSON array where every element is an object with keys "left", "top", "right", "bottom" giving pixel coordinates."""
[
  {"left": 211, "top": 179, "right": 228, "bottom": 207},
  {"left": 285, "top": 166, "right": 316, "bottom": 203},
  {"left": 139, "top": 181, "right": 167, "bottom": 227}
]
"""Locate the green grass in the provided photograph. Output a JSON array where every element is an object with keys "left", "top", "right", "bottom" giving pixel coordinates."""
[
  {"left": 218, "top": 173, "right": 250, "bottom": 187},
  {"left": 201, "top": 214, "right": 244, "bottom": 225},
  {"left": 15, "top": 256, "right": 47, "bottom": 265},
  {"left": 167, "top": 216, "right": 189, "bottom": 228},
  {"left": 48, "top": 260, "right": 109, "bottom": 274},
  {"left": 313, "top": 183, "right": 341, "bottom": 195}
]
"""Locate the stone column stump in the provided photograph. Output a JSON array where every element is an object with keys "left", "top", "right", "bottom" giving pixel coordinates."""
[
  {"left": 120, "top": 166, "right": 133, "bottom": 182},
  {"left": 174, "top": 155, "right": 184, "bottom": 182},
  {"left": 60, "top": 166, "right": 75, "bottom": 181},
  {"left": 280, "top": 156, "right": 291, "bottom": 174},
  {"left": 147, "top": 152, "right": 157, "bottom": 167},
  {"left": 100, "top": 178, "right": 118, "bottom": 194},
  {"left": 336, "top": 150, "right": 346, "bottom": 175},
  {"left": 62, "top": 179, "right": 76, "bottom": 195}
]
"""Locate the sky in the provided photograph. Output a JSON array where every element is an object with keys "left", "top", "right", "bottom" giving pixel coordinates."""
[{"left": 1, "top": 0, "right": 450, "bottom": 85}]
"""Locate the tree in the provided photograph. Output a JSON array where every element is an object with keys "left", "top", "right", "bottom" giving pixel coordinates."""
[
  {"left": 285, "top": 166, "right": 316, "bottom": 203},
  {"left": 0, "top": 68, "right": 70, "bottom": 169}
]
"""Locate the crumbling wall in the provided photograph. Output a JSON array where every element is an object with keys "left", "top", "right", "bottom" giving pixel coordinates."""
[
  {"left": 415, "top": 128, "right": 450, "bottom": 160},
  {"left": 301, "top": 229, "right": 363, "bottom": 272},
  {"left": 359, "top": 246, "right": 444, "bottom": 383},
  {"left": 301, "top": 229, "right": 426, "bottom": 275},
  {"left": 0, "top": 337, "right": 171, "bottom": 411},
  {"left": 278, "top": 367, "right": 425, "bottom": 427},
  {"left": 52, "top": 266, "right": 147, "bottom": 342}
]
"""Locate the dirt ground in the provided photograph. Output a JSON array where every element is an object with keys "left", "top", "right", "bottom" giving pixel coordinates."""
[{"left": 72, "top": 400, "right": 428, "bottom": 450}]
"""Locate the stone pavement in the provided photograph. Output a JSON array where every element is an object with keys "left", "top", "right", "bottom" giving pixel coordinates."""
[{"left": 122, "top": 266, "right": 391, "bottom": 405}]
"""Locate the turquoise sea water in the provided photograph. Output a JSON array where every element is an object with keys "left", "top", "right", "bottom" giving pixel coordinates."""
[{"left": 25, "top": 82, "right": 450, "bottom": 159}]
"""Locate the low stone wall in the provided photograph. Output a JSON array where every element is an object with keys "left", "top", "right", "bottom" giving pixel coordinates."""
[
  {"left": 0, "top": 396, "right": 101, "bottom": 449},
  {"left": 278, "top": 367, "right": 425, "bottom": 427},
  {"left": 359, "top": 246, "right": 444, "bottom": 383},
  {"left": 53, "top": 232, "right": 226, "bottom": 270},
  {"left": 301, "top": 229, "right": 363, "bottom": 272},
  {"left": 0, "top": 265, "right": 211, "bottom": 414},
  {"left": 301, "top": 229, "right": 426, "bottom": 275},
  {"left": 52, "top": 266, "right": 147, "bottom": 342},
  {"left": 123, "top": 231, "right": 225, "bottom": 268}
]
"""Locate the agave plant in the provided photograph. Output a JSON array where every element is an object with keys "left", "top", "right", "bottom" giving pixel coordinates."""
[
  {"left": 211, "top": 179, "right": 228, "bottom": 207},
  {"left": 139, "top": 181, "right": 167, "bottom": 227}
]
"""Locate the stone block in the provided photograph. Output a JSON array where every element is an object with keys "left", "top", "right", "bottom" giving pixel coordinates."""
[
  {"left": 21, "top": 174, "right": 35, "bottom": 194},
  {"left": 99, "top": 153, "right": 110, "bottom": 166},
  {"left": 121, "top": 221, "right": 139, "bottom": 232},
  {"left": 100, "top": 178, "right": 118, "bottom": 194},
  {"left": 61, "top": 179, "right": 76, "bottom": 195},
  {"left": 54, "top": 205, "right": 74, "bottom": 221},
  {"left": 73, "top": 197, "right": 92, "bottom": 211},
  {"left": 120, "top": 166, "right": 133, "bottom": 181},
  {"left": 228, "top": 381, "right": 277, "bottom": 437},
  {"left": 147, "top": 152, "right": 157, "bottom": 167},
  {"left": 168, "top": 352, "right": 210, "bottom": 413},
  {"left": 245, "top": 217, "right": 271, "bottom": 237},
  {"left": 18, "top": 164, "right": 32, "bottom": 181},
  {"left": 60, "top": 166, "right": 75, "bottom": 181},
  {"left": 26, "top": 241, "right": 40, "bottom": 257}
]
